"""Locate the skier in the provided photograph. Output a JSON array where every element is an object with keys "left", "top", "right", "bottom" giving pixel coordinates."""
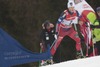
[
  {"left": 70, "top": 0, "right": 99, "bottom": 56},
  {"left": 51, "top": 1, "right": 85, "bottom": 58}
]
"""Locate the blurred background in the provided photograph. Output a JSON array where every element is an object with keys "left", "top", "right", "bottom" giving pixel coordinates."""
[{"left": 0, "top": 0, "right": 99, "bottom": 67}]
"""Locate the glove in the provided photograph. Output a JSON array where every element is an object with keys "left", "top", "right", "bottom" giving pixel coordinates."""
[
  {"left": 54, "top": 34, "right": 57, "bottom": 40},
  {"left": 90, "top": 25, "right": 96, "bottom": 28}
]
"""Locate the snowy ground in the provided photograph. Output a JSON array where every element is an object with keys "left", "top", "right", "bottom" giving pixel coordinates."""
[{"left": 42, "top": 56, "right": 100, "bottom": 67}]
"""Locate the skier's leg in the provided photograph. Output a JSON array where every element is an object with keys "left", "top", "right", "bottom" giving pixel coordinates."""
[
  {"left": 51, "top": 36, "right": 63, "bottom": 56},
  {"left": 75, "top": 24, "right": 87, "bottom": 56}
]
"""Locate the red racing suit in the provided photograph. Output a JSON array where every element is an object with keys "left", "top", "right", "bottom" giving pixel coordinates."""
[{"left": 51, "top": 10, "right": 82, "bottom": 55}]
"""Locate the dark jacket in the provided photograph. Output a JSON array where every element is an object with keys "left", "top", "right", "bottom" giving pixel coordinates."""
[{"left": 40, "top": 28, "right": 55, "bottom": 48}]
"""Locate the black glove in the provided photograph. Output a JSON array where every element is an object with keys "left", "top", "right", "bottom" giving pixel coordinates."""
[{"left": 90, "top": 25, "right": 96, "bottom": 28}]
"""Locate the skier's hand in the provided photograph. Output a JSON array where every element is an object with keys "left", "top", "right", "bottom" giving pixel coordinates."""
[
  {"left": 90, "top": 25, "right": 96, "bottom": 29},
  {"left": 54, "top": 34, "right": 57, "bottom": 40}
]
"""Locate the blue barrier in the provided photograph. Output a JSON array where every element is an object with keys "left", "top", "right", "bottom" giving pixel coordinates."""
[{"left": 0, "top": 28, "right": 51, "bottom": 67}]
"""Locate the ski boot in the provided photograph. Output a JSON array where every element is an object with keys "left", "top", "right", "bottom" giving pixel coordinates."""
[
  {"left": 76, "top": 51, "right": 85, "bottom": 59},
  {"left": 40, "top": 59, "right": 54, "bottom": 66}
]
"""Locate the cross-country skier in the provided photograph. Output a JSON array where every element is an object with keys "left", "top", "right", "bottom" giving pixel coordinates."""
[
  {"left": 51, "top": 1, "right": 85, "bottom": 58},
  {"left": 70, "top": 0, "right": 99, "bottom": 56}
]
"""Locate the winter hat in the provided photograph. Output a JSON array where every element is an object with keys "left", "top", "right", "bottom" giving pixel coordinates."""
[{"left": 67, "top": 1, "right": 75, "bottom": 8}]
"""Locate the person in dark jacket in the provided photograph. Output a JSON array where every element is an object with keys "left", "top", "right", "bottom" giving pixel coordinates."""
[
  {"left": 90, "top": 7, "right": 100, "bottom": 55},
  {"left": 94, "top": 7, "right": 100, "bottom": 55},
  {"left": 40, "top": 20, "right": 56, "bottom": 52},
  {"left": 40, "top": 20, "right": 56, "bottom": 65}
]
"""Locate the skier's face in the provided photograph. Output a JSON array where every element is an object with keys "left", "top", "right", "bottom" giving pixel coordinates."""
[
  {"left": 74, "top": 0, "right": 82, "bottom": 4},
  {"left": 68, "top": 7, "right": 75, "bottom": 13}
]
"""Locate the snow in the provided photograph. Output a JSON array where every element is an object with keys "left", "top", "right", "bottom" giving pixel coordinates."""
[{"left": 42, "top": 56, "right": 100, "bottom": 67}]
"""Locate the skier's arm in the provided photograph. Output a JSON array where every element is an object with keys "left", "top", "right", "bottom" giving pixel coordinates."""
[
  {"left": 90, "top": 24, "right": 100, "bottom": 28},
  {"left": 56, "top": 11, "right": 66, "bottom": 33}
]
